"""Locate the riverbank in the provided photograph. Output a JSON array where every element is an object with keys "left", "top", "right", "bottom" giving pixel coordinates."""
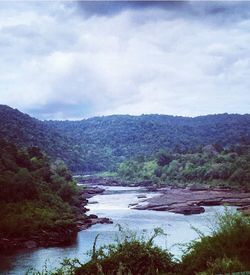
[
  {"left": 0, "top": 186, "right": 112, "bottom": 251},
  {"left": 3, "top": 178, "right": 249, "bottom": 251},
  {"left": 40, "top": 210, "right": 250, "bottom": 275},
  {"left": 77, "top": 175, "right": 250, "bottom": 215},
  {"left": 75, "top": 175, "right": 158, "bottom": 187},
  {"left": 0, "top": 185, "right": 241, "bottom": 274},
  {"left": 76, "top": 186, "right": 113, "bottom": 231}
]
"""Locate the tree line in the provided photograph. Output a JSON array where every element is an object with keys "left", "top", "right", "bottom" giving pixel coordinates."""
[
  {"left": 1, "top": 105, "right": 250, "bottom": 172},
  {"left": 117, "top": 143, "right": 250, "bottom": 190}
]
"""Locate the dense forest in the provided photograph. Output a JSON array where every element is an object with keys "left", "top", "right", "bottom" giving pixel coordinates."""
[
  {"left": 1, "top": 105, "right": 250, "bottom": 172},
  {"left": 0, "top": 139, "right": 80, "bottom": 239},
  {"left": 0, "top": 105, "right": 89, "bottom": 172},
  {"left": 46, "top": 113, "right": 250, "bottom": 171},
  {"left": 117, "top": 143, "right": 250, "bottom": 190}
]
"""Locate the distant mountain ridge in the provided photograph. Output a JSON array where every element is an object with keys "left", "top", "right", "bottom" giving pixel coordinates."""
[{"left": 0, "top": 104, "right": 250, "bottom": 172}]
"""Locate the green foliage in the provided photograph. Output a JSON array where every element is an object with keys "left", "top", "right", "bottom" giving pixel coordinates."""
[
  {"left": 0, "top": 139, "right": 79, "bottom": 238},
  {"left": 96, "top": 171, "right": 118, "bottom": 178},
  {"left": 117, "top": 159, "right": 158, "bottom": 182},
  {"left": 157, "top": 151, "right": 173, "bottom": 166},
  {"left": 117, "top": 144, "right": 250, "bottom": 190},
  {"left": 1, "top": 105, "right": 250, "bottom": 172},
  {"left": 0, "top": 201, "right": 75, "bottom": 237},
  {"left": 181, "top": 210, "right": 250, "bottom": 274},
  {"left": 75, "top": 227, "right": 176, "bottom": 275},
  {"left": 197, "top": 257, "right": 245, "bottom": 275}
]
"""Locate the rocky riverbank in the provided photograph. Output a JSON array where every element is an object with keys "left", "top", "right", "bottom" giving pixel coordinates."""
[
  {"left": 133, "top": 187, "right": 250, "bottom": 215},
  {"left": 0, "top": 185, "right": 112, "bottom": 250},
  {"left": 76, "top": 186, "right": 113, "bottom": 231},
  {"left": 75, "top": 175, "right": 153, "bottom": 187},
  {"left": 77, "top": 176, "right": 250, "bottom": 215}
]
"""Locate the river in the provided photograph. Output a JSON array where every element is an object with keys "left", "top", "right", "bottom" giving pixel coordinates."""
[{"left": 0, "top": 186, "right": 234, "bottom": 274}]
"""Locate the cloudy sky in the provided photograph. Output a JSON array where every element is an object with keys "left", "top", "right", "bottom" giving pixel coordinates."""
[{"left": 0, "top": 1, "right": 250, "bottom": 120}]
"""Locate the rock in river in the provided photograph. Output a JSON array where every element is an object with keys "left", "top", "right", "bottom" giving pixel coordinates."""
[{"left": 169, "top": 205, "right": 205, "bottom": 215}]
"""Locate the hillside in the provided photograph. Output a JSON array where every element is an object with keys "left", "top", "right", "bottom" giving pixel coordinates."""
[
  {"left": 0, "top": 139, "right": 80, "bottom": 246},
  {"left": 46, "top": 113, "right": 250, "bottom": 155},
  {"left": 0, "top": 105, "right": 88, "bottom": 171},
  {"left": 0, "top": 105, "right": 250, "bottom": 172}
]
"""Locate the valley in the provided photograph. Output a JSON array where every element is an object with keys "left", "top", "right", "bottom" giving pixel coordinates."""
[{"left": 0, "top": 105, "right": 250, "bottom": 274}]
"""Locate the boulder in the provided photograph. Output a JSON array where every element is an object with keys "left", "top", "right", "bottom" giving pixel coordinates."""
[
  {"left": 170, "top": 205, "right": 205, "bottom": 215},
  {"left": 85, "top": 187, "right": 105, "bottom": 194},
  {"left": 146, "top": 187, "right": 159, "bottom": 192},
  {"left": 137, "top": 195, "right": 147, "bottom": 199},
  {"left": 99, "top": 218, "right": 113, "bottom": 224},
  {"left": 134, "top": 203, "right": 170, "bottom": 211},
  {"left": 151, "top": 205, "right": 171, "bottom": 211},
  {"left": 88, "top": 214, "right": 98, "bottom": 219},
  {"left": 189, "top": 184, "right": 209, "bottom": 191},
  {"left": 128, "top": 203, "right": 138, "bottom": 207},
  {"left": 198, "top": 199, "right": 222, "bottom": 206},
  {"left": 80, "top": 186, "right": 105, "bottom": 199}
]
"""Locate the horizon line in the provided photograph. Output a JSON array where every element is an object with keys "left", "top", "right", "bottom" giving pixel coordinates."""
[{"left": 1, "top": 104, "right": 249, "bottom": 122}]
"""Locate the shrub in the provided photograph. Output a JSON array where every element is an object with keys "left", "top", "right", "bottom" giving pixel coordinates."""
[
  {"left": 197, "top": 257, "right": 245, "bottom": 275},
  {"left": 181, "top": 210, "right": 250, "bottom": 275},
  {"left": 75, "top": 227, "right": 177, "bottom": 275}
]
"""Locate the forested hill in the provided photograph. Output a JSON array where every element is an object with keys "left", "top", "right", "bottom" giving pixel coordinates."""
[
  {"left": 0, "top": 139, "right": 79, "bottom": 241},
  {"left": 46, "top": 113, "right": 250, "bottom": 154},
  {"left": 0, "top": 104, "right": 250, "bottom": 172},
  {"left": 0, "top": 105, "right": 88, "bottom": 171}
]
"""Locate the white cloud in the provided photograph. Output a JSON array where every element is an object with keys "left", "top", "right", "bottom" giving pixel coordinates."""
[{"left": 0, "top": 2, "right": 249, "bottom": 119}]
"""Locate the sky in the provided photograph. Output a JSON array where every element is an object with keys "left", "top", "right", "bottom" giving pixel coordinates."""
[{"left": 0, "top": 1, "right": 250, "bottom": 120}]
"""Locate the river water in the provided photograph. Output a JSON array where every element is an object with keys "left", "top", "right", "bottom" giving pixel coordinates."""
[{"left": 0, "top": 186, "right": 233, "bottom": 274}]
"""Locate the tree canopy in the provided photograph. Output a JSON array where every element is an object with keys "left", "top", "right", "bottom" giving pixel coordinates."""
[
  {"left": 1, "top": 105, "right": 249, "bottom": 172},
  {"left": 0, "top": 139, "right": 79, "bottom": 238}
]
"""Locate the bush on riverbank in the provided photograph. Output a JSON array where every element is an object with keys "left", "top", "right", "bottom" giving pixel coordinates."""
[
  {"left": 181, "top": 210, "right": 250, "bottom": 274},
  {"left": 75, "top": 227, "right": 176, "bottom": 275}
]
